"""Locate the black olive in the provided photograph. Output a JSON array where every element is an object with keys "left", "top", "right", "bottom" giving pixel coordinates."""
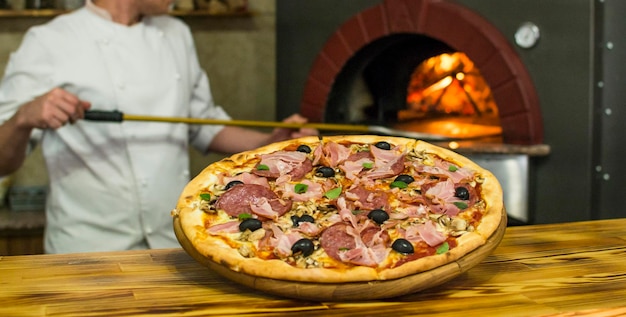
[
  {"left": 455, "top": 187, "right": 470, "bottom": 200},
  {"left": 392, "top": 239, "right": 414, "bottom": 254},
  {"left": 296, "top": 144, "right": 312, "bottom": 153},
  {"left": 394, "top": 174, "right": 414, "bottom": 184},
  {"left": 291, "top": 214, "right": 315, "bottom": 226},
  {"left": 315, "top": 166, "right": 335, "bottom": 178},
  {"left": 291, "top": 238, "right": 315, "bottom": 256},
  {"left": 290, "top": 215, "right": 300, "bottom": 226},
  {"left": 299, "top": 214, "right": 315, "bottom": 224},
  {"left": 367, "top": 209, "right": 389, "bottom": 225},
  {"left": 225, "top": 180, "right": 244, "bottom": 190},
  {"left": 239, "top": 218, "right": 262, "bottom": 232},
  {"left": 374, "top": 141, "right": 391, "bottom": 150}
]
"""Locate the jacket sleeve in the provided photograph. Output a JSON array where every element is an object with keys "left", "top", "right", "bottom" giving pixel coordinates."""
[
  {"left": 0, "top": 26, "right": 53, "bottom": 142},
  {"left": 178, "top": 23, "right": 232, "bottom": 154}
]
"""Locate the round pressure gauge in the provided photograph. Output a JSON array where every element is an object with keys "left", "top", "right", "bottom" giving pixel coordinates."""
[{"left": 514, "top": 22, "right": 541, "bottom": 49}]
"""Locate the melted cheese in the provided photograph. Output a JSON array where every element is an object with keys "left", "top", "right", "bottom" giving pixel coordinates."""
[{"left": 196, "top": 141, "right": 484, "bottom": 270}]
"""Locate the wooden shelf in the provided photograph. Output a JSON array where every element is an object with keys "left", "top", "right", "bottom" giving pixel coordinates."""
[
  {"left": 0, "top": 9, "right": 252, "bottom": 18},
  {"left": 171, "top": 9, "right": 253, "bottom": 17},
  {"left": 0, "top": 9, "right": 62, "bottom": 17}
]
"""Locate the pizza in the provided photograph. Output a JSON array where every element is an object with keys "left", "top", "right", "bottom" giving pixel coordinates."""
[{"left": 172, "top": 135, "right": 503, "bottom": 283}]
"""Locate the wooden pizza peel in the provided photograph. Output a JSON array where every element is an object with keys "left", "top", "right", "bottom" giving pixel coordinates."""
[
  {"left": 83, "top": 110, "right": 457, "bottom": 141},
  {"left": 172, "top": 208, "right": 507, "bottom": 301}
]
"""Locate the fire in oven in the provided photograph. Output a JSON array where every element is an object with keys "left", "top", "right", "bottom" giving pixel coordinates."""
[{"left": 324, "top": 34, "right": 503, "bottom": 142}]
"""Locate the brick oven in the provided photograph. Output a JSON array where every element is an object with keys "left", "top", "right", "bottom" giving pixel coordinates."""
[{"left": 276, "top": 0, "right": 626, "bottom": 224}]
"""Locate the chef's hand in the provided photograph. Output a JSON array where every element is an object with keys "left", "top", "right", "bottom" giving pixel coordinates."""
[
  {"left": 15, "top": 87, "right": 91, "bottom": 130},
  {"left": 267, "top": 114, "right": 319, "bottom": 143}
]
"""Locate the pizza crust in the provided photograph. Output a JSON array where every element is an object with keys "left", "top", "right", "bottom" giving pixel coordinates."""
[{"left": 174, "top": 135, "right": 503, "bottom": 283}]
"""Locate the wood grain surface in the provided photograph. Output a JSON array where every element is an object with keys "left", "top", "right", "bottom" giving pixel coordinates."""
[{"left": 1, "top": 218, "right": 626, "bottom": 317}]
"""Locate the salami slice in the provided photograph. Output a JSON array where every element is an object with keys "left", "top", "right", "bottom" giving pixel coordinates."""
[
  {"left": 215, "top": 184, "right": 292, "bottom": 218},
  {"left": 320, "top": 223, "right": 356, "bottom": 261}
]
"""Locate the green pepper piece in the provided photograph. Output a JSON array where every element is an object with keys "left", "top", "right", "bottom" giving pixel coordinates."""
[
  {"left": 324, "top": 187, "right": 342, "bottom": 199},
  {"left": 294, "top": 183, "right": 308, "bottom": 194},
  {"left": 453, "top": 202, "right": 468, "bottom": 210},
  {"left": 436, "top": 242, "right": 450, "bottom": 254},
  {"left": 390, "top": 181, "right": 408, "bottom": 189}
]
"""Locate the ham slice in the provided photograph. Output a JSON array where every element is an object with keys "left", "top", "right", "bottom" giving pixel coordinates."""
[
  {"left": 416, "top": 220, "right": 446, "bottom": 247},
  {"left": 337, "top": 226, "right": 389, "bottom": 267},
  {"left": 295, "top": 221, "right": 321, "bottom": 236},
  {"left": 250, "top": 197, "right": 280, "bottom": 220},
  {"left": 268, "top": 224, "right": 303, "bottom": 258},
  {"left": 403, "top": 220, "right": 447, "bottom": 247},
  {"left": 425, "top": 179, "right": 456, "bottom": 204},
  {"left": 312, "top": 142, "right": 324, "bottom": 165},
  {"left": 425, "top": 179, "right": 466, "bottom": 216},
  {"left": 336, "top": 196, "right": 358, "bottom": 228},
  {"left": 207, "top": 221, "right": 241, "bottom": 234},
  {"left": 413, "top": 158, "right": 476, "bottom": 184},
  {"left": 254, "top": 151, "right": 311, "bottom": 179},
  {"left": 321, "top": 141, "right": 351, "bottom": 167},
  {"left": 339, "top": 158, "right": 372, "bottom": 180},
  {"left": 345, "top": 185, "right": 390, "bottom": 212},
  {"left": 361, "top": 145, "right": 405, "bottom": 180},
  {"left": 279, "top": 179, "right": 324, "bottom": 202}
]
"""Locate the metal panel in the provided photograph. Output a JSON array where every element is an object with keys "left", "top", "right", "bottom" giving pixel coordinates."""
[{"left": 596, "top": 0, "right": 626, "bottom": 219}]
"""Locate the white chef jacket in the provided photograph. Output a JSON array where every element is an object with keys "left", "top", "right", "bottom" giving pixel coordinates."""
[{"left": 0, "top": 7, "right": 230, "bottom": 253}]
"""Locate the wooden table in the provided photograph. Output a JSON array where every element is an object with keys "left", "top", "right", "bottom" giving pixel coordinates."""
[{"left": 1, "top": 218, "right": 626, "bottom": 317}]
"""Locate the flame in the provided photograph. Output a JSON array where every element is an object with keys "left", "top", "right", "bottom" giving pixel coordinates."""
[
  {"left": 402, "top": 52, "right": 499, "bottom": 120},
  {"left": 396, "top": 52, "right": 502, "bottom": 140}
]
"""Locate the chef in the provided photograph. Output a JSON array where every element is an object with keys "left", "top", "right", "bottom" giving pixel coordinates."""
[{"left": 0, "top": 0, "right": 316, "bottom": 253}]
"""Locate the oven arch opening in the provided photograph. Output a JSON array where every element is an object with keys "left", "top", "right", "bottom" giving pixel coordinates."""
[
  {"left": 326, "top": 34, "right": 454, "bottom": 125},
  {"left": 326, "top": 33, "right": 502, "bottom": 141},
  {"left": 300, "top": 0, "right": 543, "bottom": 145}
]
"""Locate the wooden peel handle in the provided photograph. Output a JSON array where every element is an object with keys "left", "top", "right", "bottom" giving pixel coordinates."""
[
  {"left": 83, "top": 110, "right": 371, "bottom": 133},
  {"left": 84, "top": 110, "right": 124, "bottom": 122}
]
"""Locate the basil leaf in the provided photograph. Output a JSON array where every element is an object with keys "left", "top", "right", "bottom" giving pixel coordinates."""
[
  {"left": 238, "top": 213, "right": 252, "bottom": 220},
  {"left": 436, "top": 242, "right": 449, "bottom": 254},
  {"left": 294, "top": 183, "right": 308, "bottom": 194},
  {"left": 362, "top": 162, "right": 374, "bottom": 169},
  {"left": 448, "top": 165, "right": 458, "bottom": 172},
  {"left": 256, "top": 164, "right": 269, "bottom": 171},
  {"left": 324, "top": 187, "right": 342, "bottom": 199},
  {"left": 390, "top": 181, "right": 408, "bottom": 189},
  {"left": 453, "top": 201, "right": 468, "bottom": 209},
  {"left": 199, "top": 193, "right": 211, "bottom": 201}
]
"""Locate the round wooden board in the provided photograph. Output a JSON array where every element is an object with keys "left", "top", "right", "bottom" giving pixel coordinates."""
[{"left": 173, "top": 208, "right": 507, "bottom": 301}]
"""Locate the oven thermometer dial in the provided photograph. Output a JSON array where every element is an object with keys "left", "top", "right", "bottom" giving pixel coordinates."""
[{"left": 514, "top": 22, "right": 541, "bottom": 49}]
